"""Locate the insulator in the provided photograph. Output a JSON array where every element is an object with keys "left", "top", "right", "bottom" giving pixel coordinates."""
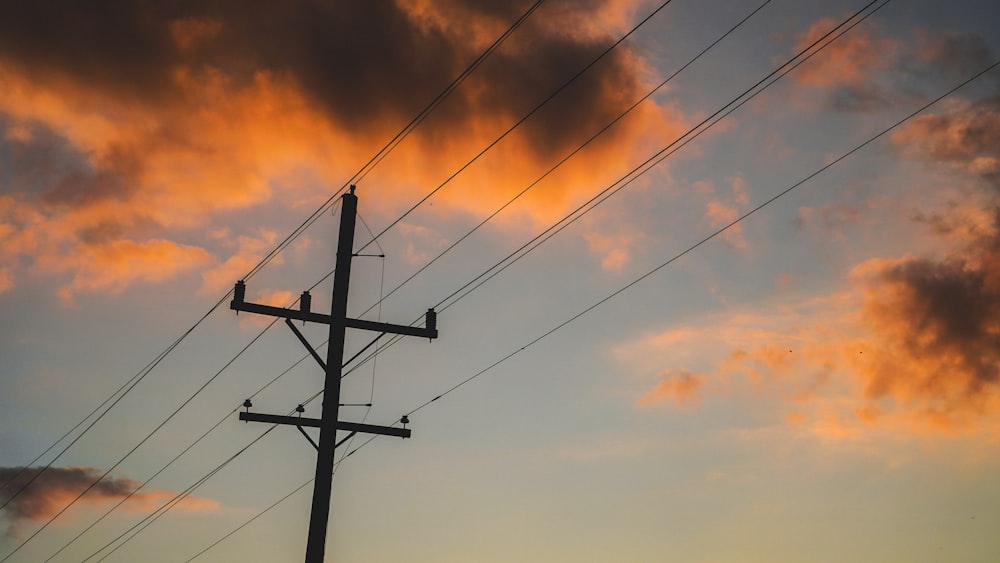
[
  {"left": 234, "top": 280, "right": 246, "bottom": 303},
  {"left": 300, "top": 291, "right": 312, "bottom": 313}
]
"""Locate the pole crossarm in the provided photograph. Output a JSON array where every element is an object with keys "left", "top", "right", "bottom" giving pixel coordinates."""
[
  {"left": 239, "top": 411, "right": 411, "bottom": 438},
  {"left": 231, "top": 291, "right": 438, "bottom": 339}
]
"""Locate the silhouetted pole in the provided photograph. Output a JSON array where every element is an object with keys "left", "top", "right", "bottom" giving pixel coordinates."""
[
  {"left": 231, "top": 186, "right": 438, "bottom": 562},
  {"left": 303, "top": 184, "right": 355, "bottom": 563}
]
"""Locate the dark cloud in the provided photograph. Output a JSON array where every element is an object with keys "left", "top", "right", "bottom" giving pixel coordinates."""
[
  {"left": 0, "top": 466, "right": 218, "bottom": 537},
  {"left": 0, "top": 1, "right": 669, "bottom": 297},
  {"left": 0, "top": 0, "right": 641, "bottom": 225},
  {"left": 871, "top": 225, "right": 1000, "bottom": 389},
  {"left": 795, "top": 25, "right": 998, "bottom": 115},
  {"left": 893, "top": 95, "right": 1000, "bottom": 190},
  {"left": 0, "top": 118, "right": 94, "bottom": 197},
  {"left": 40, "top": 143, "right": 143, "bottom": 208},
  {"left": 830, "top": 83, "right": 895, "bottom": 113},
  {"left": 0, "top": 0, "right": 647, "bottom": 160},
  {"left": 857, "top": 90, "right": 1000, "bottom": 423},
  {"left": 207, "top": 1, "right": 461, "bottom": 129},
  {"left": 0, "top": 466, "right": 139, "bottom": 536},
  {"left": 0, "top": 0, "right": 188, "bottom": 102},
  {"left": 0, "top": 120, "right": 149, "bottom": 242},
  {"left": 485, "top": 38, "right": 644, "bottom": 161},
  {"left": 198, "top": 0, "right": 649, "bottom": 160},
  {"left": 918, "top": 31, "right": 996, "bottom": 81}
]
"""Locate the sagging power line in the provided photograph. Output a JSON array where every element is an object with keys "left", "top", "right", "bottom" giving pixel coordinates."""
[
  {"left": 68, "top": 3, "right": 892, "bottom": 557},
  {"left": 0, "top": 2, "right": 545, "bottom": 554}
]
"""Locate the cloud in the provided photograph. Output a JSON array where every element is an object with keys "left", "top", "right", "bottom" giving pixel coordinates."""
[
  {"left": 0, "top": 466, "right": 218, "bottom": 537},
  {"left": 584, "top": 229, "right": 645, "bottom": 272},
  {"left": 397, "top": 222, "right": 449, "bottom": 265},
  {"left": 0, "top": 267, "right": 12, "bottom": 293},
  {"left": 852, "top": 219, "right": 1000, "bottom": 430},
  {"left": 637, "top": 369, "right": 707, "bottom": 407},
  {"left": 786, "top": 20, "right": 999, "bottom": 114},
  {"left": 46, "top": 239, "right": 213, "bottom": 304},
  {"left": 0, "top": 0, "right": 685, "bottom": 298},
  {"left": 792, "top": 17, "right": 891, "bottom": 88},
  {"left": 200, "top": 229, "right": 281, "bottom": 294},
  {"left": 790, "top": 15, "right": 898, "bottom": 111},
  {"left": 891, "top": 96, "right": 1000, "bottom": 189},
  {"left": 701, "top": 177, "right": 750, "bottom": 248},
  {"left": 916, "top": 30, "right": 997, "bottom": 82},
  {"left": 622, "top": 265, "right": 1000, "bottom": 434},
  {"left": 629, "top": 89, "right": 1000, "bottom": 434}
]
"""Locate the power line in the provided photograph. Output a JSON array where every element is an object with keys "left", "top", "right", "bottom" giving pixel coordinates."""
[
  {"left": 432, "top": 0, "right": 891, "bottom": 315},
  {"left": 41, "top": 353, "right": 316, "bottom": 563},
  {"left": 243, "top": 0, "right": 549, "bottom": 282},
  {"left": 0, "top": 294, "right": 225, "bottom": 511},
  {"left": 409, "top": 59, "right": 1000, "bottom": 421},
  {"left": 25, "top": 1, "right": 891, "bottom": 558},
  {"left": 240, "top": 51, "right": 1000, "bottom": 560},
  {"left": 353, "top": 0, "right": 776, "bottom": 320},
  {"left": 184, "top": 480, "right": 313, "bottom": 563},
  {"left": 1, "top": 2, "right": 547, "bottom": 551},
  {"left": 1, "top": 310, "right": 280, "bottom": 562},
  {"left": 259, "top": 0, "right": 895, "bottom": 444},
  {"left": 86, "top": 425, "right": 280, "bottom": 563},
  {"left": 349, "top": 0, "right": 679, "bottom": 259},
  {"left": 12, "top": 1, "right": 675, "bottom": 552},
  {"left": 39, "top": 311, "right": 387, "bottom": 561},
  {"left": 177, "top": 14, "right": 1000, "bottom": 563},
  {"left": 253, "top": 0, "right": 784, "bottom": 434}
]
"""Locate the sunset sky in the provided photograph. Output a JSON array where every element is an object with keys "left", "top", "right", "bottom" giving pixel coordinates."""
[{"left": 3, "top": 0, "right": 1000, "bottom": 561}]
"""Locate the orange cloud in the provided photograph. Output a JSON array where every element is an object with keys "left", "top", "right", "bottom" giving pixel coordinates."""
[
  {"left": 0, "top": 0, "right": 686, "bottom": 299},
  {"left": 625, "top": 270, "right": 1000, "bottom": 435},
  {"left": 626, "top": 90, "right": 1000, "bottom": 435},
  {"left": 787, "top": 15, "right": 905, "bottom": 112},
  {"left": 122, "top": 489, "right": 220, "bottom": 514},
  {"left": 701, "top": 177, "right": 750, "bottom": 249},
  {"left": 890, "top": 97, "right": 1000, "bottom": 188},
  {"left": 792, "top": 17, "right": 896, "bottom": 88},
  {"left": 851, "top": 237, "right": 1000, "bottom": 431},
  {"left": 637, "top": 370, "right": 707, "bottom": 407},
  {"left": 397, "top": 222, "right": 449, "bottom": 265},
  {"left": 200, "top": 229, "right": 281, "bottom": 295},
  {"left": 0, "top": 466, "right": 218, "bottom": 538},
  {"left": 0, "top": 267, "right": 12, "bottom": 293},
  {"left": 584, "top": 229, "right": 646, "bottom": 272},
  {"left": 45, "top": 239, "right": 213, "bottom": 304}
]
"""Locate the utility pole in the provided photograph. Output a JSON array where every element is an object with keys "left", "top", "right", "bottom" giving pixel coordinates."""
[{"left": 230, "top": 186, "right": 438, "bottom": 562}]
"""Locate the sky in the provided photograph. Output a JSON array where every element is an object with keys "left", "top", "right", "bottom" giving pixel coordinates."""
[{"left": 2, "top": 0, "right": 1000, "bottom": 561}]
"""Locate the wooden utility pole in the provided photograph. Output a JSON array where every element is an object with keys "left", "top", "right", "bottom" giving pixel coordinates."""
[{"left": 230, "top": 186, "right": 438, "bottom": 562}]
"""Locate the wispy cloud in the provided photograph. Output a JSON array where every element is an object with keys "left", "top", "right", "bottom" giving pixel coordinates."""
[
  {"left": 0, "top": 466, "right": 218, "bottom": 538},
  {"left": 621, "top": 86, "right": 1000, "bottom": 435},
  {"left": 637, "top": 369, "right": 707, "bottom": 407}
]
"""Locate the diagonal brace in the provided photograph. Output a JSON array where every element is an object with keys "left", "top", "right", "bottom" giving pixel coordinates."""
[
  {"left": 294, "top": 426, "right": 355, "bottom": 451},
  {"left": 285, "top": 318, "right": 327, "bottom": 371},
  {"left": 297, "top": 425, "right": 319, "bottom": 451}
]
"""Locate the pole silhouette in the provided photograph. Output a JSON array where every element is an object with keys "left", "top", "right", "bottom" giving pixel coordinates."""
[{"left": 231, "top": 186, "right": 438, "bottom": 562}]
